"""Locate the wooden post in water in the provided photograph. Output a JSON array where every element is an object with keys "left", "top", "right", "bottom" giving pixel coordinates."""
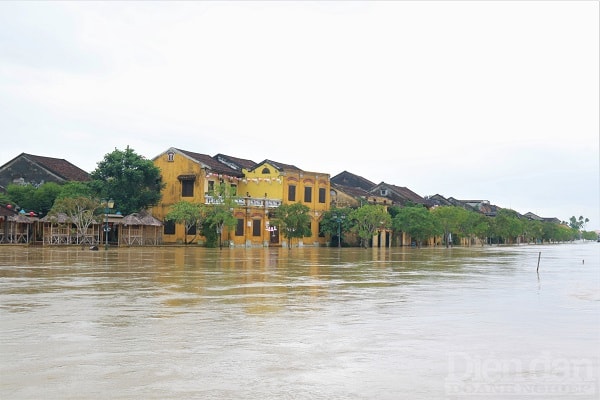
[{"left": 537, "top": 252, "right": 541, "bottom": 273}]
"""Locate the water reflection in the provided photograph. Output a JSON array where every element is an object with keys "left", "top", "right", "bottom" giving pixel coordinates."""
[{"left": 1, "top": 244, "right": 598, "bottom": 399}]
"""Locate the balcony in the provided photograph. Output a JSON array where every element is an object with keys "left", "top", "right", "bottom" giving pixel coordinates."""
[{"left": 204, "top": 195, "right": 282, "bottom": 208}]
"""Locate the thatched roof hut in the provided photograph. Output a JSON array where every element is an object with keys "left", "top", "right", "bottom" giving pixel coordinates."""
[
  {"left": 37, "top": 210, "right": 163, "bottom": 247},
  {"left": 40, "top": 212, "right": 71, "bottom": 224},
  {"left": 4, "top": 211, "right": 39, "bottom": 243},
  {"left": 0, "top": 205, "right": 16, "bottom": 243},
  {"left": 40, "top": 212, "right": 100, "bottom": 246},
  {"left": 119, "top": 212, "right": 163, "bottom": 246}
]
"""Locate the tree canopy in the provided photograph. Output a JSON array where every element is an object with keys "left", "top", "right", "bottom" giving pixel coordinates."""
[
  {"left": 392, "top": 204, "right": 438, "bottom": 247},
  {"left": 56, "top": 181, "right": 93, "bottom": 200},
  {"left": 349, "top": 204, "right": 391, "bottom": 248},
  {"left": 89, "top": 146, "right": 164, "bottom": 215},
  {"left": 48, "top": 196, "right": 99, "bottom": 245},
  {"left": 490, "top": 209, "right": 524, "bottom": 244},
  {"left": 6, "top": 182, "right": 62, "bottom": 216},
  {"left": 568, "top": 215, "right": 589, "bottom": 230},
  {"left": 430, "top": 206, "right": 467, "bottom": 247},
  {"left": 202, "top": 183, "right": 239, "bottom": 248},
  {"left": 165, "top": 201, "right": 204, "bottom": 245},
  {"left": 272, "top": 202, "right": 312, "bottom": 248},
  {"left": 320, "top": 207, "right": 353, "bottom": 247}
]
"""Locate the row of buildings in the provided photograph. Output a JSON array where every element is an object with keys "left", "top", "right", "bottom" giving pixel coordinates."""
[{"left": 0, "top": 150, "right": 557, "bottom": 247}]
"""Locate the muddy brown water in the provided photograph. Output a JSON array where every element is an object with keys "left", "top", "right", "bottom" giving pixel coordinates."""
[{"left": 1, "top": 243, "right": 598, "bottom": 399}]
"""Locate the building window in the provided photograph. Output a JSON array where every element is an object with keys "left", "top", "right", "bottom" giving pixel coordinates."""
[
  {"left": 304, "top": 187, "right": 312, "bottom": 203},
  {"left": 164, "top": 220, "right": 175, "bottom": 235},
  {"left": 167, "top": 151, "right": 175, "bottom": 162},
  {"left": 318, "top": 188, "right": 326, "bottom": 203},
  {"left": 252, "top": 220, "right": 261, "bottom": 236},
  {"left": 262, "top": 167, "right": 270, "bottom": 174},
  {"left": 186, "top": 223, "right": 196, "bottom": 235},
  {"left": 208, "top": 181, "right": 215, "bottom": 193},
  {"left": 235, "top": 219, "right": 244, "bottom": 236},
  {"left": 182, "top": 180, "right": 194, "bottom": 197},
  {"left": 380, "top": 189, "right": 388, "bottom": 196},
  {"left": 318, "top": 222, "right": 325, "bottom": 237},
  {"left": 288, "top": 185, "right": 296, "bottom": 201},
  {"left": 231, "top": 184, "right": 237, "bottom": 196}
]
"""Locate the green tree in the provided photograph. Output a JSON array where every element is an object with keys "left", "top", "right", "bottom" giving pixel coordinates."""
[
  {"left": 90, "top": 146, "right": 164, "bottom": 215},
  {"left": 493, "top": 209, "right": 524, "bottom": 244},
  {"left": 320, "top": 207, "right": 352, "bottom": 247},
  {"left": 56, "top": 181, "right": 92, "bottom": 199},
  {"left": 541, "top": 221, "right": 559, "bottom": 243},
  {"left": 568, "top": 215, "right": 589, "bottom": 230},
  {"left": 165, "top": 201, "right": 205, "bottom": 245},
  {"left": 349, "top": 204, "right": 391, "bottom": 248},
  {"left": 556, "top": 223, "right": 577, "bottom": 242},
  {"left": 48, "top": 196, "right": 99, "bottom": 245},
  {"left": 452, "top": 208, "right": 476, "bottom": 245},
  {"left": 6, "top": 183, "right": 36, "bottom": 212},
  {"left": 392, "top": 204, "right": 438, "bottom": 248},
  {"left": 568, "top": 215, "right": 589, "bottom": 239},
  {"left": 34, "top": 182, "right": 63, "bottom": 216},
  {"left": 582, "top": 230, "right": 598, "bottom": 241},
  {"left": 431, "top": 206, "right": 465, "bottom": 247},
  {"left": 0, "top": 192, "right": 12, "bottom": 208},
  {"left": 463, "top": 210, "right": 490, "bottom": 246},
  {"left": 202, "top": 183, "right": 238, "bottom": 248},
  {"left": 453, "top": 207, "right": 477, "bottom": 245},
  {"left": 523, "top": 219, "right": 544, "bottom": 244},
  {"left": 6, "top": 182, "right": 62, "bottom": 216},
  {"left": 272, "top": 202, "right": 311, "bottom": 248}
]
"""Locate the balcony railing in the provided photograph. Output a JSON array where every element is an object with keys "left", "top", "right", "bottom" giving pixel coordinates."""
[{"left": 204, "top": 195, "right": 282, "bottom": 208}]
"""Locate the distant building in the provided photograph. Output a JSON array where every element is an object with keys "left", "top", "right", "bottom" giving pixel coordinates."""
[
  {"left": 523, "top": 212, "right": 560, "bottom": 224},
  {"left": 330, "top": 171, "right": 378, "bottom": 208},
  {"left": 425, "top": 194, "right": 477, "bottom": 211},
  {"left": 0, "top": 153, "right": 90, "bottom": 191},
  {"left": 331, "top": 170, "right": 376, "bottom": 191},
  {"left": 459, "top": 200, "right": 499, "bottom": 217},
  {"left": 369, "top": 182, "right": 427, "bottom": 207}
]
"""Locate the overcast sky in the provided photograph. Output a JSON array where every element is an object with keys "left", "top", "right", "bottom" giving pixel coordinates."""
[{"left": 0, "top": 1, "right": 598, "bottom": 229}]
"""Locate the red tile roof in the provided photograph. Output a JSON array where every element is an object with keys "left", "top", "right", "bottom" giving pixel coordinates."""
[
  {"left": 24, "top": 153, "right": 90, "bottom": 181},
  {"left": 175, "top": 149, "right": 245, "bottom": 177}
]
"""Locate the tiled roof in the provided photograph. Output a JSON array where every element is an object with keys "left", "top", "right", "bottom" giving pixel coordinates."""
[
  {"left": 24, "top": 153, "right": 90, "bottom": 181},
  {"left": 175, "top": 149, "right": 244, "bottom": 177},
  {"left": 331, "top": 171, "right": 376, "bottom": 191},
  {"left": 446, "top": 197, "right": 477, "bottom": 210},
  {"left": 377, "top": 182, "right": 426, "bottom": 204},
  {"left": 332, "top": 183, "right": 370, "bottom": 198},
  {"left": 425, "top": 194, "right": 453, "bottom": 207},
  {"left": 524, "top": 212, "right": 543, "bottom": 220},
  {"left": 213, "top": 153, "right": 257, "bottom": 171},
  {"left": 427, "top": 195, "right": 478, "bottom": 211},
  {"left": 251, "top": 159, "right": 302, "bottom": 172}
]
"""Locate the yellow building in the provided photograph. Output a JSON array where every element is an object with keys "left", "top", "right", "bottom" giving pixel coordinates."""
[
  {"left": 150, "top": 148, "right": 330, "bottom": 247},
  {"left": 239, "top": 159, "right": 330, "bottom": 247}
]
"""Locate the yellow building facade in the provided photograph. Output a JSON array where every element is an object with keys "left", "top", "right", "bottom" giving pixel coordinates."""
[
  {"left": 150, "top": 148, "right": 331, "bottom": 247},
  {"left": 241, "top": 160, "right": 330, "bottom": 247}
]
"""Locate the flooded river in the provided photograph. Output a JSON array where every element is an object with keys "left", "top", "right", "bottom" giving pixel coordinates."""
[{"left": 1, "top": 243, "right": 599, "bottom": 399}]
